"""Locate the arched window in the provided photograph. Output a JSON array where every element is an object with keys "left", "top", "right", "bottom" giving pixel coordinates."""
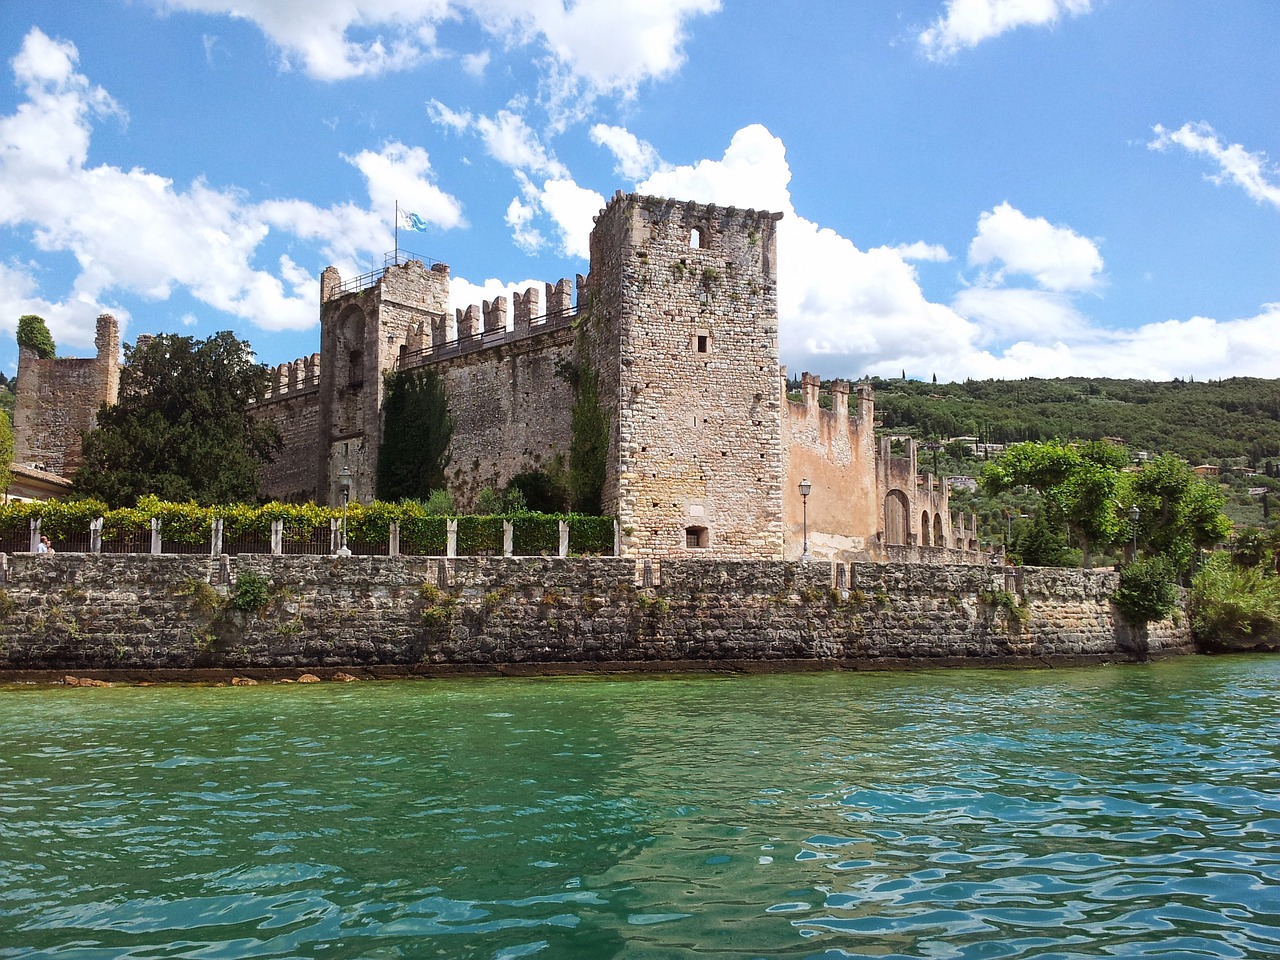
[
  {"left": 933, "top": 513, "right": 945, "bottom": 548},
  {"left": 690, "top": 226, "right": 707, "bottom": 249},
  {"left": 920, "top": 511, "right": 931, "bottom": 546}
]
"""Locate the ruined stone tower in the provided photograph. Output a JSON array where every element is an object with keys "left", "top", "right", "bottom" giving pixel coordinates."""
[
  {"left": 580, "top": 193, "right": 786, "bottom": 559},
  {"left": 316, "top": 260, "right": 451, "bottom": 503},
  {"left": 13, "top": 314, "right": 120, "bottom": 477}
]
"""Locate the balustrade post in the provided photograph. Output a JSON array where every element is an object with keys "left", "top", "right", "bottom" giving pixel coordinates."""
[{"left": 150, "top": 518, "right": 162, "bottom": 555}]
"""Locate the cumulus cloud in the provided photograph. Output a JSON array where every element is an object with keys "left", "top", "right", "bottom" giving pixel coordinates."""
[
  {"left": 590, "top": 124, "right": 667, "bottom": 181},
  {"left": 1149, "top": 122, "right": 1280, "bottom": 211},
  {"left": 919, "top": 0, "right": 1091, "bottom": 60},
  {"left": 152, "top": 0, "right": 720, "bottom": 103},
  {"left": 968, "top": 201, "right": 1103, "bottom": 292},
  {"left": 0, "top": 28, "right": 462, "bottom": 342}
]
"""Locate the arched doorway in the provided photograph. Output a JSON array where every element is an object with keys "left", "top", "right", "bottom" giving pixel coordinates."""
[{"left": 884, "top": 490, "right": 910, "bottom": 545}]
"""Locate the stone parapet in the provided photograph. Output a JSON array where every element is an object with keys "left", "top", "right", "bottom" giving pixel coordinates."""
[{"left": 0, "top": 555, "right": 1191, "bottom": 674}]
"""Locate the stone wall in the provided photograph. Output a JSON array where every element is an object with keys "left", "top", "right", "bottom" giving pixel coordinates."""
[
  {"left": 13, "top": 314, "right": 120, "bottom": 477},
  {"left": 432, "top": 326, "right": 576, "bottom": 509},
  {"left": 0, "top": 554, "right": 1191, "bottom": 675},
  {"left": 782, "top": 375, "right": 878, "bottom": 561}
]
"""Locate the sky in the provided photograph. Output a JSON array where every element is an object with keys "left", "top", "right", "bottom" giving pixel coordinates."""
[{"left": 1, "top": 0, "right": 1277, "bottom": 383}]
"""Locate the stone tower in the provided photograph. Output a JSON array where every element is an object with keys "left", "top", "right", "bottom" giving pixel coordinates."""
[
  {"left": 316, "top": 260, "right": 451, "bottom": 504},
  {"left": 13, "top": 314, "right": 120, "bottom": 477},
  {"left": 581, "top": 193, "right": 785, "bottom": 558}
]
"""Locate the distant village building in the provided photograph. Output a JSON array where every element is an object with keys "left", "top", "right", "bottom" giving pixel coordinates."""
[{"left": 13, "top": 192, "right": 980, "bottom": 563}]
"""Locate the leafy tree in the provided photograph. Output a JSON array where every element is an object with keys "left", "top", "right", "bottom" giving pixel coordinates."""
[
  {"left": 74, "top": 332, "right": 279, "bottom": 507},
  {"left": 982, "top": 440, "right": 1129, "bottom": 566},
  {"left": 1130, "top": 455, "right": 1232, "bottom": 573},
  {"left": 376, "top": 368, "right": 453, "bottom": 502},
  {"left": 17, "top": 314, "right": 56, "bottom": 359}
]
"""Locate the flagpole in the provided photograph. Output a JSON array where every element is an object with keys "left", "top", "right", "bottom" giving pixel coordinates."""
[{"left": 394, "top": 200, "right": 399, "bottom": 264}]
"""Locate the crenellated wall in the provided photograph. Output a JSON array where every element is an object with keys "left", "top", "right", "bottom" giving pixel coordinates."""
[
  {"left": 782, "top": 372, "right": 879, "bottom": 561},
  {"left": 252, "top": 353, "right": 322, "bottom": 502},
  {"left": 0, "top": 554, "right": 1192, "bottom": 675}
]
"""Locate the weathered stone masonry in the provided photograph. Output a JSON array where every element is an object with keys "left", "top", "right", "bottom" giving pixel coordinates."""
[{"left": 0, "top": 554, "right": 1190, "bottom": 674}]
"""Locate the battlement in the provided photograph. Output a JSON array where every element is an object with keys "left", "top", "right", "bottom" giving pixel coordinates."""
[
  {"left": 259, "top": 353, "right": 321, "bottom": 403},
  {"left": 397, "top": 275, "right": 585, "bottom": 370},
  {"left": 781, "top": 370, "right": 875, "bottom": 425},
  {"left": 595, "top": 189, "right": 785, "bottom": 231}
]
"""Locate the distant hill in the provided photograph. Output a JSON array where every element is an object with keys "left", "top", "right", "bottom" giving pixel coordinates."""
[{"left": 865, "top": 376, "right": 1280, "bottom": 467}]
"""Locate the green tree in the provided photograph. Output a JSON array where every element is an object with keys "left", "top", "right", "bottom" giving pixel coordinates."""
[
  {"left": 982, "top": 439, "right": 1129, "bottom": 566},
  {"left": 1129, "top": 455, "right": 1232, "bottom": 575},
  {"left": 74, "top": 332, "right": 279, "bottom": 507},
  {"left": 16, "top": 314, "right": 56, "bottom": 359},
  {"left": 376, "top": 367, "right": 453, "bottom": 502},
  {"left": 1011, "top": 510, "right": 1070, "bottom": 567}
]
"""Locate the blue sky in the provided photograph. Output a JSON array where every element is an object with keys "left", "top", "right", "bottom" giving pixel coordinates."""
[{"left": 1, "top": 0, "right": 1277, "bottom": 382}]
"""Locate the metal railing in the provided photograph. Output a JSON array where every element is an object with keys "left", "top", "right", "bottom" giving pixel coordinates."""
[
  {"left": 397, "top": 308, "right": 577, "bottom": 370},
  {"left": 331, "top": 249, "right": 442, "bottom": 297}
]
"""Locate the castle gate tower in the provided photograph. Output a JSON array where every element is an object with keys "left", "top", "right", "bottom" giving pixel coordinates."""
[
  {"left": 316, "top": 260, "right": 450, "bottom": 505},
  {"left": 581, "top": 193, "right": 785, "bottom": 559}
]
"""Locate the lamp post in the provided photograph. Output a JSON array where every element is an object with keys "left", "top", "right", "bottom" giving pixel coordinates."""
[
  {"left": 1129, "top": 504, "right": 1140, "bottom": 562},
  {"left": 799, "top": 478, "right": 812, "bottom": 561},
  {"left": 337, "top": 463, "right": 352, "bottom": 558}
]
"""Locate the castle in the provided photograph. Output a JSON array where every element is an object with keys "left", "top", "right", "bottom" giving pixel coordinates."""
[{"left": 13, "top": 192, "right": 979, "bottom": 563}]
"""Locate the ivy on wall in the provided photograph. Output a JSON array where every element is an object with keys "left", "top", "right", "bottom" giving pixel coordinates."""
[
  {"left": 569, "top": 360, "right": 607, "bottom": 515},
  {"left": 377, "top": 367, "right": 453, "bottom": 502}
]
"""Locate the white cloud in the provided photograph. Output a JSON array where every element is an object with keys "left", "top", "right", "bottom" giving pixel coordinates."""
[
  {"left": 0, "top": 260, "right": 130, "bottom": 351},
  {"left": 0, "top": 28, "right": 463, "bottom": 340},
  {"left": 504, "top": 195, "right": 543, "bottom": 253},
  {"left": 343, "top": 141, "right": 464, "bottom": 228},
  {"left": 952, "top": 286, "right": 1090, "bottom": 345},
  {"left": 429, "top": 101, "right": 566, "bottom": 177},
  {"left": 152, "top": 0, "right": 720, "bottom": 101},
  {"left": 460, "top": 49, "right": 490, "bottom": 77},
  {"left": 968, "top": 201, "right": 1103, "bottom": 292},
  {"left": 590, "top": 124, "right": 667, "bottom": 181},
  {"left": 153, "top": 0, "right": 447, "bottom": 80},
  {"left": 539, "top": 179, "right": 606, "bottom": 260},
  {"left": 888, "top": 241, "right": 951, "bottom": 262},
  {"left": 1149, "top": 122, "right": 1280, "bottom": 211},
  {"left": 919, "top": 0, "right": 1091, "bottom": 61}
]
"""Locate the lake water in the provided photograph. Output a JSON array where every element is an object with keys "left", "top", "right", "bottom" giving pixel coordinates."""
[{"left": 1, "top": 657, "right": 1277, "bottom": 959}]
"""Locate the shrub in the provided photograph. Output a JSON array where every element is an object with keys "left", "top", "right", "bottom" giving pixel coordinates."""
[
  {"left": 1190, "top": 552, "right": 1280, "bottom": 645},
  {"left": 230, "top": 570, "right": 272, "bottom": 613},
  {"left": 1114, "top": 556, "right": 1179, "bottom": 626}
]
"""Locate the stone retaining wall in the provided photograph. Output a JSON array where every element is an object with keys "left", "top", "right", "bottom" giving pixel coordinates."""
[{"left": 0, "top": 554, "right": 1191, "bottom": 675}]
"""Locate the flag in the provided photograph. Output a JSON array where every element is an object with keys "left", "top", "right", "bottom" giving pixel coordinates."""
[{"left": 399, "top": 209, "right": 430, "bottom": 232}]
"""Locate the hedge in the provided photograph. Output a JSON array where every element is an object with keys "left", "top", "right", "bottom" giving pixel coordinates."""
[{"left": 0, "top": 498, "right": 615, "bottom": 557}]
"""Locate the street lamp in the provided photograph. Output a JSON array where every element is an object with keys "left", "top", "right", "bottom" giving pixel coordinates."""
[
  {"left": 337, "top": 463, "right": 352, "bottom": 557},
  {"left": 799, "top": 478, "right": 812, "bottom": 561},
  {"left": 1129, "top": 504, "right": 1140, "bottom": 561}
]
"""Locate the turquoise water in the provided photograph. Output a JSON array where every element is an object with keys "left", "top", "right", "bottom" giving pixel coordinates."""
[{"left": 1, "top": 658, "right": 1277, "bottom": 959}]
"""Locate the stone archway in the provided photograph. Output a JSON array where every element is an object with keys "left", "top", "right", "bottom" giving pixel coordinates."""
[
  {"left": 933, "top": 512, "right": 946, "bottom": 548},
  {"left": 884, "top": 490, "right": 911, "bottom": 545}
]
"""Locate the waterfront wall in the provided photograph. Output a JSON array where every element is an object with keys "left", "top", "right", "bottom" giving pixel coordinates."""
[{"left": 0, "top": 554, "right": 1190, "bottom": 675}]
